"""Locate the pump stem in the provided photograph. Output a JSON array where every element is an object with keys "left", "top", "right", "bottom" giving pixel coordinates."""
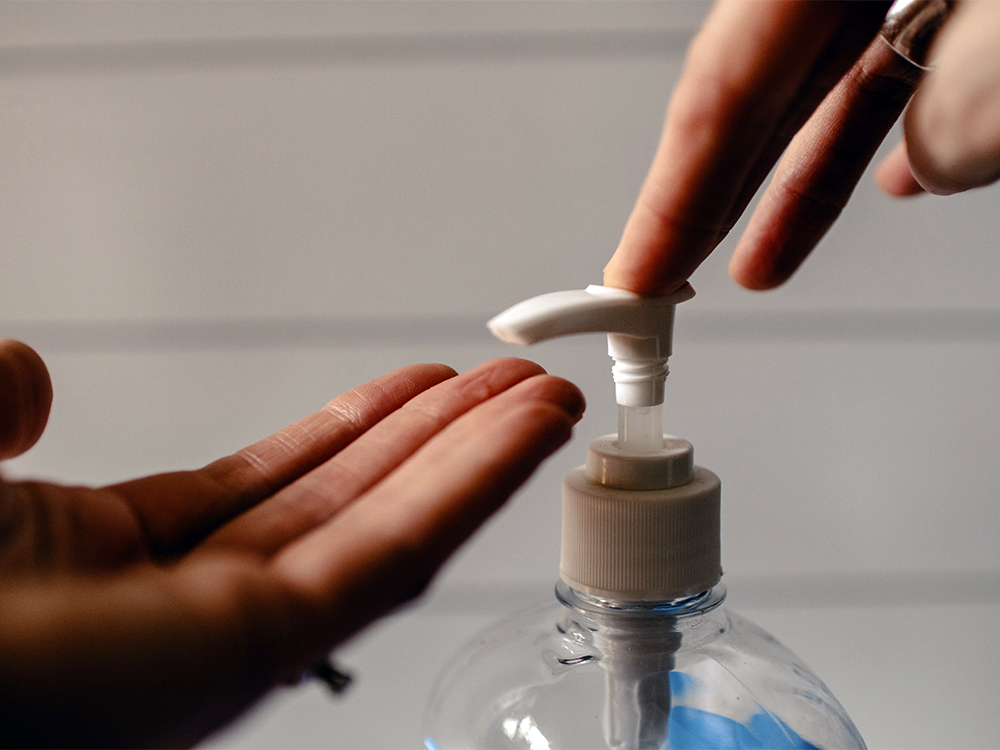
[{"left": 618, "top": 404, "right": 664, "bottom": 453}]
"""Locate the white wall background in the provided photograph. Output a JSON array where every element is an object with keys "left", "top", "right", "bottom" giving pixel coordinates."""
[{"left": 1, "top": 2, "right": 998, "bottom": 748}]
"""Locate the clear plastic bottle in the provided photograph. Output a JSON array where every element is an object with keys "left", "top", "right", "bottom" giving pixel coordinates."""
[
  {"left": 425, "top": 286, "right": 866, "bottom": 749},
  {"left": 423, "top": 581, "right": 866, "bottom": 750}
]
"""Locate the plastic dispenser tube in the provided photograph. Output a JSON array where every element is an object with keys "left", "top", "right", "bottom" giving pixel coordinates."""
[
  {"left": 559, "top": 432, "right": 718, "bottom": 749},
  {"left": 618, "top": 403, "right": 663, "bottom": 454}
]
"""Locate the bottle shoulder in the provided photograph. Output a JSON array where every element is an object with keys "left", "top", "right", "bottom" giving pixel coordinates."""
[{"left": 424, "top": 587, "right": 866, "bottom": 750}]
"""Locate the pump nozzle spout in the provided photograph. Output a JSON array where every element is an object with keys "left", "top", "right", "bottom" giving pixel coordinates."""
[
  {"left": 488, "top": 283, "right": 693, "bottom": 407},
  {"left": 488, "top": 283, "right": 694, "bottom": 454},
  {"left": 488, "top": 284, "right": 694, "bottom": 351}
]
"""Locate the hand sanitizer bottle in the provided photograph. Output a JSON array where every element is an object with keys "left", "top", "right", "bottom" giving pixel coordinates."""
[{"left": 423, "top": 285, "right": 866, "bottom": 750}]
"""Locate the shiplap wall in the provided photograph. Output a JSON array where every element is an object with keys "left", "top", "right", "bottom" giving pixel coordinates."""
[{"left": 1, "top": 2, "right": 998, "bottom": 748}]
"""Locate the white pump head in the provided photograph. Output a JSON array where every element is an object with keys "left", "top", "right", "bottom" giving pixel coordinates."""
[
  {"left": 488, "top": 283, "right": 694, "bottom": 408},
  {"left": 488, "top": 282, "right": 719, "bottom": 601}
]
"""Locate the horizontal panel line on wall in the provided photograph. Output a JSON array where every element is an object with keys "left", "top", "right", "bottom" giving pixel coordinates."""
[
  {"left": 421, "top": 568, "right": 1000, "bottom": 616},
  {"left": 0, "top": 29, "right": 690, "bottom": 76},
  {"left": 677, "top": 309, "right": 1000, "bottom": 343},
  {"left": 1, "top": 315, "right": 490, "bottom": 353},
  {"left": 6, "top": 308, "right": 1000, "bottom": 353}
]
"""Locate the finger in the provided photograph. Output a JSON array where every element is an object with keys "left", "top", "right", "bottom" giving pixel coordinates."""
[
  {"left": 107, "top": 363, "right": 457, "bottom": 556},
  {"left": 204, "top": 357, "right": 581, "bottom": 557},
  {"left": 875, "top": 139, "right": 925, "bottom": 196},
  {"left": 0, "top": 340, "right": 53, "bottom": 460},
  {"left": 904, "top": 1, "right": 1000, "bottom": 195},
  {"left": 729, "top": 35, "right": 922, "bottom": 290},
  {"left": 270, "top": 374, "right": 583, "bottom": 651},
  {"left": 0, "top": 481, "right": 147, "bottom": 573},
  {"left": 720, "top": 2, "right": 891, "bottom": 237},
  {"left": 604, "top": 1, "right": 888, "bottom": 295}
]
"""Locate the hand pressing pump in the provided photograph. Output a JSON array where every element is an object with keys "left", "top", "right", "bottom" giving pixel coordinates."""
[{"left": 423, "top": 285, "right": 866, "bottom": 750}]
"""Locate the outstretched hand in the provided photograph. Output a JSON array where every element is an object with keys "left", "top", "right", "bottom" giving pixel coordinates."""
[
  {"left": 0, "top": 339, "right": 584, "bottom": 748},
  {"left": 605, "top": 0, "right": 1000, "bottom": 294}
]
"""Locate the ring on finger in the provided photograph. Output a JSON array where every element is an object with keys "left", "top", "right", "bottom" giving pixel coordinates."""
[{"left": 880, "top": 0, "right": 957, "bottom": 69}]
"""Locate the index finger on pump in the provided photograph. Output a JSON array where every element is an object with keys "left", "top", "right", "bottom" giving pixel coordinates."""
[{"left": 604, "top": 1, "right": 889, "bottom": 295}]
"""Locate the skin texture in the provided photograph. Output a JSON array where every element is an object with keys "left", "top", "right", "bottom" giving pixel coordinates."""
[
  {"left": 604, "top": 0, "right": 1000, "bottom": 294},
  {"left": 0, "top": 346, "right": 584, "bottom": 748}
]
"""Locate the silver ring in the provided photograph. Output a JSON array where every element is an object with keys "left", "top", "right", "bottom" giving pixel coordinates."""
[{"left": 880, "top": 0, "right": 957, "bottom": 70}]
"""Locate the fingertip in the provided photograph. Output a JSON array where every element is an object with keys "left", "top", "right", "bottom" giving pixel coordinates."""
[
  {"left": 560, "top": 383, "right": 586, "bottom": 424},
  {"left": 395, "top": 362, "right": 459, "bottom": 387},
  {"left": 875, "top": 141, "right": 926, "bottom": 197},
  {"left": 905, "top": 116, "right": 996, "bottom": 196},
  {"left": 602, "top": 257, "right": 645, "bottom": 294},
  {"left": 728, "top": 248, "right": 786, "bottom": 291},
  {"left": 728, "top": 199, "right": 821, "bottom": 291},
  {"left": 485, "top": 398, "right": 579, "bottom": 479},
  {"left": 340, "top": 362, "right": 459, "bottom": 416},
  {"left": 604, "top": 252, "right": 690, "bottom": 297},
  {"left": 417, "top": 362, "right": 460, "bottom": 379},
  {"left": 524, "top": 374, "right": 586, "bottom": 424},
  {"left": 473, "top": 356, "right": 549, "bottom": 384},
  {"left": 520, "top": 400, "right": 578, "bottom": 455},
  {"left": 0, "top": 339, "right": 53, "bottom": 459}
]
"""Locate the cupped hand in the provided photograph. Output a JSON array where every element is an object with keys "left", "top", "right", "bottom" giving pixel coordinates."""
[
  {"left": 604, "top": 0, "right": 1000, "bottom": 294},
  {"left": 0, "top": 340, "right": 584, "bottom": 748}
]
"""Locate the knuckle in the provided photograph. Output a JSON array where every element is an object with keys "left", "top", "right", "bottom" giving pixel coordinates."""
[{"left": 852, "top": 44, "right": 922, "bottom": 107}]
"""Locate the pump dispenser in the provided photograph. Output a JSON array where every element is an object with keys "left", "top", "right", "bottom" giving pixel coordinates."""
[
  {"left": 488, "top": 283, "right": 718, "bottom": 604},
  {"left": 424, "top": 286, "right": 866, "bottom": 750}
]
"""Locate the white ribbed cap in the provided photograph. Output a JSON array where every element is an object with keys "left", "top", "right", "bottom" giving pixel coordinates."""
[{"left": 560, "top": 435, "right": 721, "bottom": 601}]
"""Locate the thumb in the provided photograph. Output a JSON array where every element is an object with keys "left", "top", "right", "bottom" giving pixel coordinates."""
[{"left": 0, "top": 339, "right": 53, "bottom": 460}]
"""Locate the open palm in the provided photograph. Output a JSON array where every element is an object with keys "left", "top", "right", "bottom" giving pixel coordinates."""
[{"left": 0, "top": 340, "right": 583, "bottom": 748}]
